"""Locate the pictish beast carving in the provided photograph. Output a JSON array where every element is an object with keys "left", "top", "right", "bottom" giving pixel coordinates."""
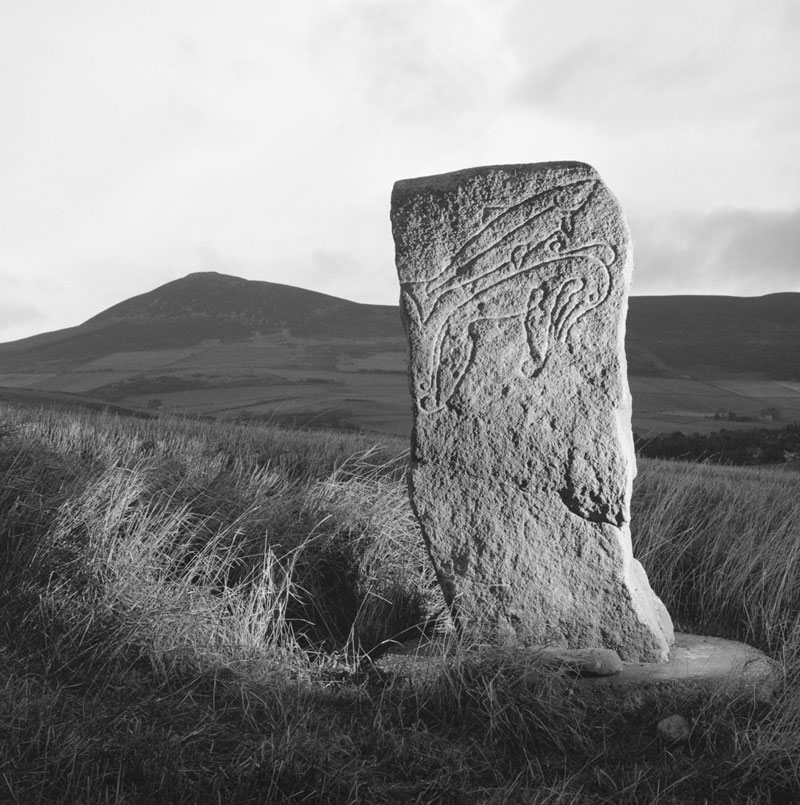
[{"left": 401, "top": 179, "right": 615, "bottom": 412}]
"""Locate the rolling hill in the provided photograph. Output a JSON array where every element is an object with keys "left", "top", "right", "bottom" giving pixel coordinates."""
[
  {"left": 626, "top": 293, "right": 800, "bottom": 380},
  {"left": 0, "top": 272, "right": 798, "bottom": 435},
  {"left": 0, "top": 272, "right": 400, "bottom": 370}
]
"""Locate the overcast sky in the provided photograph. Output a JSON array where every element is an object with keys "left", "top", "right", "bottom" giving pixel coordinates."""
[{"left": 1, "top": 0, "right": 798, "bottom": 342}]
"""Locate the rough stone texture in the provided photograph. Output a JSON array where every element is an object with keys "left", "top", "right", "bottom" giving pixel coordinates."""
[{"left": 391, "top": 162, "right": 673, "bottom": 662}]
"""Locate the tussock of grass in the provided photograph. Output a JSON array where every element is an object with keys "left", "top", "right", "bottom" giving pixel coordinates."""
[
  {"left": 632, "top": 460, "right": 800, "bottom": 652},
  {"left": 1, "top": 403, "right": 798, "bottom": 803}
]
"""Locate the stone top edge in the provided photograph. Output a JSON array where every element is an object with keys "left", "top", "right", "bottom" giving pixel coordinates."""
[{"left": 391, "top": 161, "right": 599, "bottom": 201}]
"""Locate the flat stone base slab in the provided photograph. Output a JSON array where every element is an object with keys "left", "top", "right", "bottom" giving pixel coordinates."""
[
  {"left": 374, "top": 633, "right": 779, "bottom": 710},
  {"left": 569, "top": 633, "right": 779, "bottom": 709}
]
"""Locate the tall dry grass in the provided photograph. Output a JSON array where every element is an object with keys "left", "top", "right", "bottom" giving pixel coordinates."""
[
  {"left": 633, "top": 459, "right": 800, "bottom": 653},
  {"left": 1, "top": 402, "right": 798, "bottom": 803},
  {"left": 632, "top": 458, "right": 800, "bottom": 796}
]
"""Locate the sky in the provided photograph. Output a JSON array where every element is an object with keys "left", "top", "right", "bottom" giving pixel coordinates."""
[{"left": 1, "top": 0, "right": 798, "bottom": 342}]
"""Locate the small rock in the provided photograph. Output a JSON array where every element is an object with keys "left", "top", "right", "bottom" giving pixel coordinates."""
[
  {"left": 657, "top": 714, "right": 690, "bottom": 744},
  {"left": 544, "top": 647, "right": 623, "bottom": 676},
  {"left": 743, "top": 656, "right": 780, "bottom": 705},
  {"left": 575, "top": 648, "right": 624, "bottom": 676}
]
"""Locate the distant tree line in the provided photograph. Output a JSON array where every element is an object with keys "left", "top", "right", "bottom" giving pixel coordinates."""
[{"left": 634, "top": 422, "right": 800, "bottom": 466}]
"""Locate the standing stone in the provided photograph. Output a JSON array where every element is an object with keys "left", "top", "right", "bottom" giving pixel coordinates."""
[{"left": 391, "top": 162, "right": 673, "bottom": 662}]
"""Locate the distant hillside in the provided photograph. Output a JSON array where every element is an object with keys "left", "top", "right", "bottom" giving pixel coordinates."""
[
  {"left": 0, "top": 272, "right": 402, "bottom": 370},
  {"left": 626, "top": 293, "right": 800, "bottom": 380},
  {"left": 0, "top": 273, "right": 798, "bottom": 435},
  {"left": 1, "top": 273, "right": 798, "bottom": 381}
]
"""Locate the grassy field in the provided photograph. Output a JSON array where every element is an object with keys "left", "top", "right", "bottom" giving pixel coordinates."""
[
  {"left": 2, "top": 328, "right": 800, "bottom": 438},
  {"left": 1, "top": 404, "right": 799, "bottom": 803}
]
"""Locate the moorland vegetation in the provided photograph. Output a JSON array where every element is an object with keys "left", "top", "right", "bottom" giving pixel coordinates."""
[
  {"left": 1, "top": 403, "right": 798, "bottom": 803},
  {"left": 635, "top": 422, "right": 800, "bottom": 466}
]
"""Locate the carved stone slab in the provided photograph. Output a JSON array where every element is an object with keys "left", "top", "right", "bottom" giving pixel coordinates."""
[{"left": 391, "top": 162, "right": 673, "bottom": 662}]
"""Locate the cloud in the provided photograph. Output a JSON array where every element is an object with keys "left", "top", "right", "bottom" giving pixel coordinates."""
[
  {"left": 515, "top": 41, "right": 715, "bottom": 126},
  {"left": 508, "top": 0, "right": 800, "bottom": 135},
  {"left": 630, "top": 207, "right": 800, "bottom": 296},
  {"left": 309, "top": 0, "right": 509, "bottom": 134},
  {"left": 309, "top": 250, "right": 393, "bottom": 303},
  {"left": 2, "top": 0, "right": 798, "bottom": 343},
  {"left": 311, "top": 250, "right": 357, "bottom": 282},
  {"left": 0, "top": 298, "right": 45, "bottom": 334}
]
